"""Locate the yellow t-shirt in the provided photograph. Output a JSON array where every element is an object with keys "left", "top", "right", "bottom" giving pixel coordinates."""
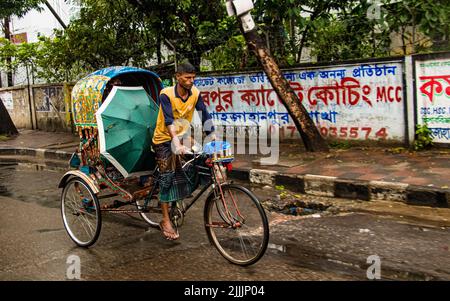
[{"left": 152, "top": 86, "right": 200, "bottom": 145}]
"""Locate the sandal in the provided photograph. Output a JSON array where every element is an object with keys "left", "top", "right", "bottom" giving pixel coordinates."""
[{"left": 159, "top": 221, "right": 179, "bottom": 240}]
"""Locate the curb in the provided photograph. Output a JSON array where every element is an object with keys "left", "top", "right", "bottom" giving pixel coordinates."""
[
  {"left": 235, "top": 168, "right": 450, "bottom": 208},
  {"left": 1, "top": 146, "right": 449, "bottom": 208},
  {"left": 0, "top": 146, "right": 72, "bottom": 161}
]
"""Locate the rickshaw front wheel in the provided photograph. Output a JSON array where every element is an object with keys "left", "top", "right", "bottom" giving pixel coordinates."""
[{"left": 61, "top": 177, "right": 102, "bottom": 247}]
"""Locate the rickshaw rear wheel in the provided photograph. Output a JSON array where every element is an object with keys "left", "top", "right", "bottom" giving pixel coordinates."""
[{"left": 61, "top": 177, "right": 102, "bottom": 247}]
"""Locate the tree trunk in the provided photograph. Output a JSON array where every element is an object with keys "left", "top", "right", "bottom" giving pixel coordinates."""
[
  {"left": 401, "top": 27, "right": 407, "bottom": 55},
  {"left": 3, "top": 17, "right": 13, "bottom": 87},
  {"left": 242, "top": 29, "right": 329, "bottom": 152},
  {"left": 0, "top": 98, "right": 18, "bottom": 136},
  {"left": 157, "top": 33, "right": 162, "bottom": 65}
]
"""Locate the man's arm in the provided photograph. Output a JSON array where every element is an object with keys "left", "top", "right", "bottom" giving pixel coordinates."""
[
  {"left": 195, "top": 94, "right": 215, "bottom": 136},
  {"left": 167, "top": 124, "right": 185, "bottom": 152},
  {"left": 160, "top": 94, "right": 186, "bottom": 153},
  {"left": 159, "top": 94, "right": 174, "bottom": 126}
]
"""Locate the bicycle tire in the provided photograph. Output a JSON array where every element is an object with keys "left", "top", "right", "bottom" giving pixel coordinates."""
[
  {"left": 204, "top": 184, "right": 269, "bottom": 266},
  {"left": 61, "top": 177, "right": 102, "bottom": 247}
]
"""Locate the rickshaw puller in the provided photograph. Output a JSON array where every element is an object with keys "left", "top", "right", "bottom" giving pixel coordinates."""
[{"left": 152, "top": 61, "right": 215, "bottom": 240}]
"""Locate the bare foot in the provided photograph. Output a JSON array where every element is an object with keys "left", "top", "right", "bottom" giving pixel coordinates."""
[{"left": 159, "top": 220, "right": 179, "bottom": 240}]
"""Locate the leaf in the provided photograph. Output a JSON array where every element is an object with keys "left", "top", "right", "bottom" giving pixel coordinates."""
[{"left": 275, "top": 185, "right": 285, "bottom": 191}]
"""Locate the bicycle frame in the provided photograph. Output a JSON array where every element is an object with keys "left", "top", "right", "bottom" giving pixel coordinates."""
[
  {"left": 96, "top": 152, "right": 242, "bottom": 229},
  {"left": 142, "top": 155, "right": 214, "bottom": 216},
  {"left": 141, "top": 153, "right": 235, "bottom": 221}
]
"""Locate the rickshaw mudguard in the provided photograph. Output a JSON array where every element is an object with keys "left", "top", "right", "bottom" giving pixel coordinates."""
[{"left": 58, "top": 170, "right": 100, "bottom": 194}]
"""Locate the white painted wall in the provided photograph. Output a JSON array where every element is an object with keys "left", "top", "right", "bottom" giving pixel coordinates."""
[{"left": 195, "top": 60, "right": 406, "bottom": 143}]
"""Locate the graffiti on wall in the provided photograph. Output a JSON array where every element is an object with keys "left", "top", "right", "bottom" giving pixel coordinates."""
[
  {"left": 195, "top": 62, "right": 405, "bottom": 141},
  {"left": 0, "top": 91, "right": 13, "bottom": 110},
  {"left": 416, "top": 58, "right": 450, "bottom": 143},
  {"left": 35, "top": 86, "right": 65, "bottom": 112}
]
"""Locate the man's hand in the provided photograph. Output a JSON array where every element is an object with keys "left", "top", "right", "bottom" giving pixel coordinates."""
[
  {"left": 168, "top": 124, "right": 190, "bottom": 154},
  {"left": 175, "top": 144, "right": 191, "bottom": 155}
]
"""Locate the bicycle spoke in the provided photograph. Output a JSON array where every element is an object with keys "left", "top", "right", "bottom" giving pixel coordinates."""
[
  {"left": 75, "top": 215, "right": 92, "bottom": 239},
  {"left": 78, "top": 210, "right": 96, "bottom": 235},
  {"left": 237, "top": 230, "right": 251, "bottom": 259},
  {"left": 205, "top": 185, "right": 269, "bottom": 266},
  {"left": 61, "top": 178, "right": 101, "bottom": 247}
]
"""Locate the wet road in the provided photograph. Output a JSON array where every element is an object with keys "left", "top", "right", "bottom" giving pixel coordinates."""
[{"left": 1, "top": 162, "right": 449, "bottom": 280}]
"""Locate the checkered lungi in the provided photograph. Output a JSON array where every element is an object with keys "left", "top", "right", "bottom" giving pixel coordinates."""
[{"left": 153, "top": 141, "right": 197, "bottom": 202}]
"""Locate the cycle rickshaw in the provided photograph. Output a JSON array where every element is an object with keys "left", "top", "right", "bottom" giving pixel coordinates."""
[{"left": 58, "top": 66, "right": 269, "bottom": 266}]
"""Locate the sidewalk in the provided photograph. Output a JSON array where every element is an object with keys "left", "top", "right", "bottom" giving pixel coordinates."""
[{"left": 1, "top": 129, "right": 449, "bottom": 207}]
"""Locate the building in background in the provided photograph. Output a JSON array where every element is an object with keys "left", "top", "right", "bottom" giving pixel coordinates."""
[{"left": 1, "top": 0, "right": 79, "bottom": 87}]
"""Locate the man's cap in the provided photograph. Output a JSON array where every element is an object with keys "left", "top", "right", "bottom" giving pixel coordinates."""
[{"left": 176, "top": 61, "right": 196, "bottom": 74}]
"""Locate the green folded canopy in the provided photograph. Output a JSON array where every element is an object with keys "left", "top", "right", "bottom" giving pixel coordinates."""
[{"left": 96, "top": 86, "right": 158, "bottom": 178}]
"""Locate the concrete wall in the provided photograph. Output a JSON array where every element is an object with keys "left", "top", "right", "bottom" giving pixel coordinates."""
[
  {"left": 413, "top": 52, "right": 450, "bottom": 145},
  {"left": 195, "top": 58, "right": 406, "bottom": 144},
  {"left": 0, "top": 83, "right": 74, "bottom": 132},
  {"left": 0, "top": 86, "right": 33, "bottom": 129},
  {"left": 33, "top": 84, "right": 70, "bottom": 132},
  {"left": 0, "top": 52, "right": 449, "bottom": 147},
  {"left": 194, "top": 53, "right": 449, "bottom": 146}
]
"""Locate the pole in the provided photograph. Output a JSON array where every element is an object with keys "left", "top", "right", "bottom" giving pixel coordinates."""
[
  {"left": 226, "top": 0, "right": 328, "bottom": 151},
  {"left": 44, "top": 0, "right": 67, "bottom": 29},
  {"left": 25, "top": 64, "right": 34, "bottom": 130},
  {"left": 3, "top": 17, "right": 13, "bottom": 87},
  {"left": 165, "top": 38, "right": 178, "bottom": 72}
]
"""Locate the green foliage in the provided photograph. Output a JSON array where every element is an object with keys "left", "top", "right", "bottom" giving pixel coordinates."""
[
  {"left": 62, "top": 0, "right": 156, "bottom": 70},
  {"left": 279, "top": 191, "right": 289, "bottom": 199},
  {"left": 34, "top": 33, "right": 88, "bottom": 83},
  {"left": 203, "top": 35, "right": 257, "bottom": 71},
  {"left": 126, "top": 0, "right": 233, "bottom": 69},
  {"left": 389, "top": 147, "right": 407, "bottom": 154},
  {"left": 329, "top": 140, "right": 352, "bottom": 149},
  {"left": 0, "top": 38, "right": 16, "bottom": 70},
  {"left": 1, "top": 0, "right": 448, "bottom": 83},
  {"left": 0, "top": 0, "right": 44, "bottom": 19},
  {"left": 383, "top": 0, "right": 450, "bottom": 53},
  {"left": 414, "top": 124, "right": 433, "bottom": 151},
  {"left": 0, "top": 0, "right": 163, "bottom": 83},
  {"left": 275, "top": 185, "right": 285, "bottom": 191},
  {"left": 253, "top": 0, "right": 356, "bottom": 65},
  {"left": 0, "top": 37, "right": 39, "bottom": 75}
]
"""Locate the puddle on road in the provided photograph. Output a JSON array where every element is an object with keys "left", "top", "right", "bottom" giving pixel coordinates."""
[
  {"left": 260, "top": 195, "right": 332, "bottom": 217},
  {"left": 0, "top": 162, "right": 64, "bottom": 208},
  {"left": 267, "top": 243, "right": 286, "bottom": 253},
  {"left": 269, "top": 203, "right": 328, "bottom": 217},
  {"left": 244, "top": 183, "right": 334, "bottom": 218}
]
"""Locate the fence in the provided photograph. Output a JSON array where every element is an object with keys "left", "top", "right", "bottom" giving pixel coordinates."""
[{"left": 1, "top": 52, "right": 449, "bottom": 146}]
